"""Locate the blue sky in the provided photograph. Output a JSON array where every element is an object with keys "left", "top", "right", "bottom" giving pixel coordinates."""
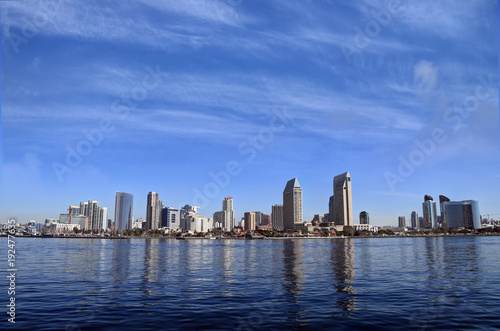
[{"left": 0, "top": 0, "right": 498, "bottom": 226}]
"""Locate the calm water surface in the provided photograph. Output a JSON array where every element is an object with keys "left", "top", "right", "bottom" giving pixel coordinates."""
[{"left": 2, "top": 236, "right": 500, "bottom": 330}]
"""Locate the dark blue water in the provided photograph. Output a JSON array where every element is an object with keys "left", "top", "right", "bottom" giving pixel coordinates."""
[{"left": 2, "top": 236, "right": 500, "bottom": 330}]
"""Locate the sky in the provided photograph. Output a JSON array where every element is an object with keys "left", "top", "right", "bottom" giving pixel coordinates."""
[{"left": 0, "top": 0, "right": 498, "bottom": 226}]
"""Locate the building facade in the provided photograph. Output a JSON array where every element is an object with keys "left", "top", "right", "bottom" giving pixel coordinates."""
[
  {"left": 222, "top": 196, "right": 234, "bottom": 232},
  {"left": 441, "top": 200, "right": 481, "bottom": 229},
  {"left": 272, "top": 204, "right": 284, "bottom": 231},
  {"left": 398, "top": 216, "right": 406, "bottom": 228},
  {"left": 283, "top": 177, "right": 303, "bottom": 231},
  {"left": 333, "top": 172, "right": 353, "bottom": 227},
  {"left": 146, "top": 192, "right": 161, "bottom": 230},
  {"left": 359, "top": 211, "right": 369, "bottom": 225},
  {"left": 422, "top": 195, "right": 438, "bottom": 229},
  {"left": 114, "top": 192, "right": 134, "bottom": 232},
  {"left": 244, "top": 212, "right": 256, "bottom": 231},
  {"left": 162, "top": 207, "right": 180, "bottom": 230},
  {"left": 411, "top": 211, "right": 419, "bottom": 229}
]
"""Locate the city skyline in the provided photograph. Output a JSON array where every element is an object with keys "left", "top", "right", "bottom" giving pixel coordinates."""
[{"left": 1, "top": 1, "right": 498, "bottom": 225}]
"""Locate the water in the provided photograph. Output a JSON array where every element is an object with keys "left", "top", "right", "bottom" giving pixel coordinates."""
[{"left": 2, "top": 236, "right": 500, "bottom": 330}]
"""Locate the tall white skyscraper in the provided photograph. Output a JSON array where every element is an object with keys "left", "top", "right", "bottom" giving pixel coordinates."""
[
  {"left": 114, "top": 192, "right": 134, "bottom": 232},
  {"left": 334, "top": 172, "right": 353, "bottom": 227},
  {"left": 283, "top": 177, "right": 303, "bottom": 231},
  {"left": 146, "top": 192, "right": 161, "bottom": 230},
  {"left": 222, "top": 196, "right": 234, "bottom": 232},
  {"left": 100, "top": 207, "right": 108, "bottom": 231}
]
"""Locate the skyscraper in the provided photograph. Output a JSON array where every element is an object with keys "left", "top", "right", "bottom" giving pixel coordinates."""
[
  {"left": 283, "top": 177, "right": 303, "bottom": 231},
  {"left": 272, "top": 204, "right": 284, "bottom": 231},
  {"left": 146, "top": 192, "right": 161, "bottom": 230},
  {"left": 422, "top": 195, "right": 438, "bottom": 229},
  {"left": 359, "top": 211, "right": 369, "bottom": 224},
  {"left": 162, "top": 207, "right": 180, "bottom": 230},
  {"left": 398, "top": 216, "right": 406, "bottom": 228},
  {"left": 114, "top": 192, "right": 134, "bottom": 232},
  {"left": 441, "top": 199, "right": 481, "bottom": 229},
  {"left": 439, "top": 195, "right": 451, "bottom": 228},
  {"left": 334, "top": 172, "right": 353, "bottom": 227},
  {"left": 100, "top": 207, "right": 108, "bottom": 231},
  {"left": 328, "top": 195, "right": 334, "bottom": 223},
  {"left": 222, "top": 196, "right": 234, "bottom": 232},
  {"left": 244, "top": 212, "right": 256, "bottom": 231},
  {"left": 411, "top": 211, "right": 419, "bottom": 229},
  {"left": 80, "top": 200, "right": 100, "bottom": 232}
]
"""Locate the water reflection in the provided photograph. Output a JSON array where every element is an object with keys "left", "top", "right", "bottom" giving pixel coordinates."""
[
  {"left": 281, "top": 239, "right": 307, "bottom": 322},
  {"left": 330, "top": 238, "right": 356, "bottom": 315}
]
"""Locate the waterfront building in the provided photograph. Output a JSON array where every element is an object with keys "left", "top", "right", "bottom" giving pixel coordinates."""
[
  {"left": 272, "top": 204, "right": 284, "bottom": 231},
  {"left": 213, "top": 211, "right": 223, "bottom": 229},
  {"left": 261, "top": 213, "right": 271, "bottom": 226},
  {"left": 244, "top": 212, "right": 256, "bottom": 231},
  {"left": 222, "top": 196, "right": 234, "bottom": 232},
  {"left": 359, "top": 211, "right": 369, "bottom": 225},
  {"left": 80, "top": 200, "right": 101, "bottom": 231},
  {"left": 353, "top": 224, "right": 378, "bottom": 232},
  {"left": 283, "top": 177, "right": 303, "bottom": 231},
  {"left": 422, "top": 195, "right": 438, "bottom": 229},
  {"left": 334, "top": 172, "right": 353, "bottom": 227},
  {"left": 418, "top": 216, "right": 424, "bottom": 228},
  {"left": 441, "top": 200, "right": 481, "bottom": 229},
  {"left": 411, "top": 211, "right": 419, "bottom": 229},
  {"left": 328, "top": 195, "right": 334, "bottom": 223},
  {"left": 114, "top": 192, "right": 134, "bottom": 232},
  {"left": 146, "top": 192, "right": 161, "bottom": 230},
  {"left": 162, "top": 207, "right": 180, "bottom": 230},
  {"left": 49, "top": 223, "right": 80, "bottom": 234},
  {"left": 439, "top": 195, "right": 451, "bottom": 228},
  {"left": 180, "top": 205, "right": 199, "bottom": 219},
  {"left": 312, "top": 214, "right": 324, "bottom": 225},
  {"left": 100, "top": 207, "right": 108, "bottom": 231},
  {"left": 181, "top": 211, "right": 211, "bottom": 233},
  {"left": 398, "top": 216, "right": 406, "bottom": 228},
  {"left": 59, "top": 213, "right": 87, "bottom": 230}
]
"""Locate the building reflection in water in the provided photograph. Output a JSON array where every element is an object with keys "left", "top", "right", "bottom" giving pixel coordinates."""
[
  {"left": 111, "top": 239, "right": 131, "bottom": 291},
  {"left": 141, "top": 238, "right": 164, "bottom": 296},
  {"left": 281, "top": 239, "right": 307, "bottom": 322},
  {"left": 330, "top": 238, "right": 356, "bottom": 315}
]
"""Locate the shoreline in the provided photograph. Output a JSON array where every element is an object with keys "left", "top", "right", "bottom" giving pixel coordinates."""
[{"left": 3, "top": 233, "right": 500, "bottom": 240}]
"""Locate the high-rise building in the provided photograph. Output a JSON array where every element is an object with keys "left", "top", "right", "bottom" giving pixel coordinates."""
[
  {"left": 162, "top": 207, "right": 180, "bottom": 229},
  {"left": 283, "top": 177, "right": 303, "bottom": 231},
  {"left": 213, "top": 211, "right": 223, "bottom": 229},
  {"left": 180, "top": 205, "right": 199, "bottom": 219},
  {"left": 334, "top": 172, "right": 353, "bottom": 227},
  {"left": 272, "top": 204, "right": 284, "bottom": 231},
  {"left": 100, "top": 207, "right": 108, "bottom": 231},
  {"left": 439, "top": 195, "right": 451, "bottom": 228},
  {"left": 328, "top": 195, "right": 334, "bottom": 223},
  {"left": 146, "top": 192, "right": 161, "bottom": 230},
  {"left": 261, "top": 213, "right": 271, "bottom": 226},
  {"left": 441, "top": 200, "right": 481, "bottom": 229},
  {"left": 422, "top": 195, "right": 438, "bottom": 229},
  {"left": 411, "top": 211, "right": 419, "bottom": 229},
  {"left": 244, "top": 212, "right": 256, "bottom": 231},
  {"left": 80, "top": 200, "right": 100, "bottom": 232},
  {"left": 398, "top": 216, "right": 406, "bottom": 228},
  {"left": 222, "top": 196, "right": 234, "bottom": 232},
  {"left": 114, "top": 192, "right": 134, "bottom": 232},
  {"left": 359, "top": 211, "right": 369, "bottom": 224}
]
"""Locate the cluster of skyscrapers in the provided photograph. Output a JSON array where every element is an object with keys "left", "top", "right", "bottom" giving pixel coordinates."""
[{"left": 398, "top": 195, "right": 481, "bottom": 230}]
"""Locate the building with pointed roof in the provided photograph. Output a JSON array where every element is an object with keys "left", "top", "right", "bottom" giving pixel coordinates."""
[{"left": 283, "top": 177, "right": 303, "bottom": 231}]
